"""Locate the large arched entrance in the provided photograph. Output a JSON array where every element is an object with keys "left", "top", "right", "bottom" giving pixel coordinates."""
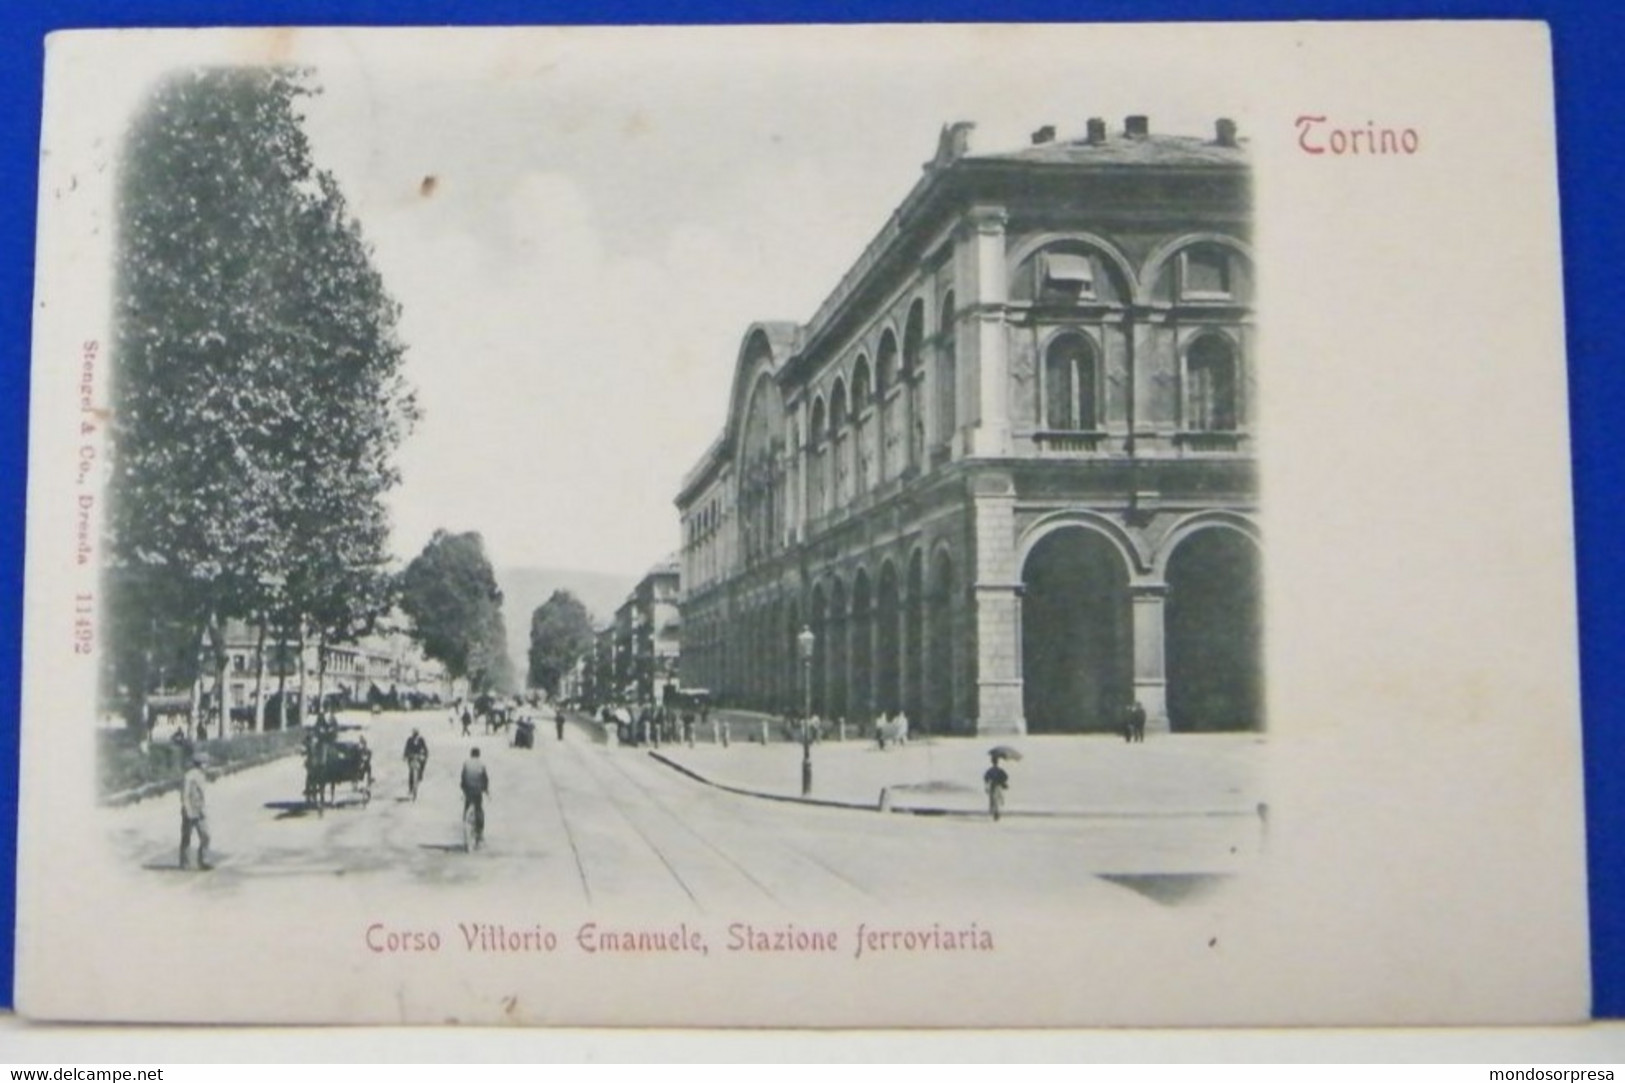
[
  {"left": 785, "top": 599, "right": 802, "bottom": 716},
  {"left": 876, "top": 562, "right": 901, "bottom": 716},
  {"left": 924, "top": 550, "right": 956, "bottom": 733},
  {"left": 903, "top": 551, "right": 924, "bottom": 723},
  {"left": 828, "top": 579, "right": 848, "bottom": 723},
  {"left": 809, "top": 587, "right": 828, "bottom": 717},
  {"left": 1021, "top": 527, "right": 1132, "bottom": 732},
  {"left": 1165, "top": 528, "right": 1263, "bottom": 731},
  {"left": 850, "top": 571, "right": 873, "bottom": 722}
]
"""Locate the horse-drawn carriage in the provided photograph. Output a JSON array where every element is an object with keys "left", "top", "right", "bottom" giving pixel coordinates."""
[{"left": 302, "top": 722, "right": 372, "bottom": 812}]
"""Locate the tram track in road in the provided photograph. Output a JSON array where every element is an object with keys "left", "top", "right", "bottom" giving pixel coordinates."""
[
  {"left": 590, "top": 741, "right": 880, "bottom": 907},
  {"left": 532, "top": 733, "right": 594, "bottom": 904},
  {"left": 557, "top": 738, "right": 705, "bottom": 908},
  {"left": 588, "top": 743, "right": 782, "bottom": 906}
]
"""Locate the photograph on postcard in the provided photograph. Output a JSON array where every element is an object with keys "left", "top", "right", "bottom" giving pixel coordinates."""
[{"left": 15, "top": 23, "right": 1587, "bottom": 1025}]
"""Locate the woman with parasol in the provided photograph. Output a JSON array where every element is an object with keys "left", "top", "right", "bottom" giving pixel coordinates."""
[{"left": 984, "top": 746, "right": 1021, "bottom": 821}]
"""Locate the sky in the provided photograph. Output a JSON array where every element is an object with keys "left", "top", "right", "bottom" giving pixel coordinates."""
[{"left": 277, "top": 26, "right": 1243, "bottom": 577}]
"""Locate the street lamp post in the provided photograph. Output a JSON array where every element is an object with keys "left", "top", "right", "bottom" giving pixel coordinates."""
[{"left": 797, "top": 625, "right": 816, "bottom": 796}]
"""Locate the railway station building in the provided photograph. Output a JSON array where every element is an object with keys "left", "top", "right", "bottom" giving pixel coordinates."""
[{"left": 675, "top": 116, "right": 1261, "bottom": 736}]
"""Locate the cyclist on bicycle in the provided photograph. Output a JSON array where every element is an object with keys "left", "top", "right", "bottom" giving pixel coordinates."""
[
  {"left": 403, "top": 728, "right": 429, "bottom": 800},
  {"left": 460, "top": 747, "right": 490, "bottom": 850},
  {"left": 984, "top": 753, "right": 1010, "bottom": 822}
]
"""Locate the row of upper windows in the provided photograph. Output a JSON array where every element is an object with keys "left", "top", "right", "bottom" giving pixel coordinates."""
[
  {"left": 1040, "top": 330, "right": 1243, "bottom": 433},
  {"left": 796, "top": 240, "right": 1249, "bottom": 445},
  {"left": 683, "top": 240, "right": 1249, "bottom": 544},
  {"left": 685, "top": 492, "right": 730, "bottom": 547},
  {"left": 806, "top": 292, "right": 938, "bottom": 443},
  {"left": 807, "top": 289, "right": 954, "bottom": 447},
  {"left": 1015, "top": 241, "right": 1249, "bottom": 307}
]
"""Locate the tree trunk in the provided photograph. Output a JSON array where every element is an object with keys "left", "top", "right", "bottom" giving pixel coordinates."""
[
  {"left": 252, "top": 620, "right": 268, "bottom": 733},
  {"left": 188, "top": 618, "right": 207, "bottom": 734},
  {"left": 276, "top": 618, "right": 289, "bottom": 731},
  {"left": 295, "top": 620, "right": 308, "bottom": 726},
  {"left": 218, "top": 650, "right": 229, "bottom": 739},
  {"left": 127, "top": 620, "right": 154, "bottom": 733},
  {"left": 208, "top": 614, "right": 229, "bottom": 740},
  {"left": 315, "top": 628, "right": 328, "bottom": 716}
]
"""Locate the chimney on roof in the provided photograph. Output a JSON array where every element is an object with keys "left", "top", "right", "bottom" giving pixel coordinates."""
[
  {"left": 1215, "top": 117, "right": 1239, "bottom": 146},
  {"left": 1085, "top": 117, "right": 1107, "bottom": 145},
  {"left": 1125, "top": 115, "right": 1150, "bottom": 139},
  {"left": 1031, "top": 124, "right": 1057, "bottom": 145}
]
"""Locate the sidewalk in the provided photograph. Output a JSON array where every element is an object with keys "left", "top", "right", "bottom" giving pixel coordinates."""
[{"left": 646, "top": 730, "right": 1266, "bottom": 819}]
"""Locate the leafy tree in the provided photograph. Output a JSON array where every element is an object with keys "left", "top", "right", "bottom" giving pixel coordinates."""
[
  {"left": 107, "top": 67, "right": 415, "bottom": 734},
  {"left": 527, "top": 590, "right": 595, "bottom": 695},
  {"left": 399, "top": 530, "right": 509, "bottom": 694}
]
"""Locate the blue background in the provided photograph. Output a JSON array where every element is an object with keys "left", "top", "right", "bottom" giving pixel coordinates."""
[{"left": 0, "top": 0, "right": 1620, "bottom": 1017}]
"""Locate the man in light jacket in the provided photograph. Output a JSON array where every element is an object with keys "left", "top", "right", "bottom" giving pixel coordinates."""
[{"left": 179, "top": 752, "right": 211, "bottom": 870}]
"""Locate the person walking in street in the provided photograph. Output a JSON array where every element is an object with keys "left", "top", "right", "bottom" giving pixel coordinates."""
[
  {"left": 554, "top": 707, "right": 566, "bottom": 742},
  {"left": 403, "top": 728, "right": 429, "bottom": 801},
  {"left": 179, "top": 752, "right": 212, "bottom": 870},
  {"left": 460, "top": 747, "right": 491, "bottom": 852},
  {"left": 983, "top": 752, "right": 1010, "bottom": 822},
  {"left": 1128, "top": 700, "right": 1147, "bottom": 743}
]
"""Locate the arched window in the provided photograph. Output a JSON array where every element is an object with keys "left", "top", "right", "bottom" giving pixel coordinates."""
[
  {"left": 851, "top": 358, "right": 872, "bottom": 494},
  {"left": 1186, "top": 334, "right": 1239, "bottom": 431},
  {"left": 809, "top": 396, "right": 827, "bottom": 520},
  {"left": 938, "top": 290, "right": 957, "bottom": 450},
  {"left": 1043, "top": 334, "right": 1097, "bottom": 431},
  {"left": 875, "top": 332, "right": 898, "bottom": 482},
  {"left": 903, "top": 302, "right": 925, "bottom": 469},
  {"left": 830, "top": 379, "right": 850, "bottom": 505},
  {"left": 1180, "top": 244, "right": 1232, "bottom": 299}
]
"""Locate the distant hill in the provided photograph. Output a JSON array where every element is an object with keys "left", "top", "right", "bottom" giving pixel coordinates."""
[{"left": 496, "top": 566, "right": 638, "bottom": 682}]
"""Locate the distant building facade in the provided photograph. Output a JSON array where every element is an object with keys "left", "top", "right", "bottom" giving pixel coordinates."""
[
  {"left": 675, "top": 116, "right": 1261, "bottom": 735},
  {"left": 584, "top": 557, "right": 683, "bottom": 706},
  {"left": 209, "top": 618, "right": 449, "bottom": 729}
]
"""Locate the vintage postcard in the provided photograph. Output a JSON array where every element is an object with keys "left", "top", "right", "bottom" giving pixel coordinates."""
[{"left": 14, "top": 22, "right": 1586, "bottom": 1025}]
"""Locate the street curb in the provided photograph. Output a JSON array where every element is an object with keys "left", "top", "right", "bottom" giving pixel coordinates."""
[
  {"left": 645, "top": 751, "right": 1259, "bottom": 821},
  {"left": 100, "top": 745, "right": 305, "bottom": 808},
  {"left": 647, "top": 751, "right": 880, "bottom": 812}
]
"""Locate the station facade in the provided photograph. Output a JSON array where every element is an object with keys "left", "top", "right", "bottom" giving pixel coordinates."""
[{"left": 675, "top": 116, "right": 1261, "bottom": 735}]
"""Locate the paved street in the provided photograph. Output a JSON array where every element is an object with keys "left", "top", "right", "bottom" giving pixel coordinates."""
[{"left": 100, "top": 709, "right": 1262, "bottom": 912}]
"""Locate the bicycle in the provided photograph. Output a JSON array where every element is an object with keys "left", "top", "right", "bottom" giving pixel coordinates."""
[
  {"left": 463, "top": 796, "right": 485, "bottom": 852},
  {"left": 406, "top": 755, "right": 426, "bottom": 801}
]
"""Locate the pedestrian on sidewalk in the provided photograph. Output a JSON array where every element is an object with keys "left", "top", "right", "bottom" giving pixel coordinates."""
[
  {"left": 1129, "top": 700, "right": 1147, "bottom": 743},
  {"left": 460, "top": 747, "right": 491, "bottom": 851},
  {"left": 179, "top": 752, "right": 212, "bottom": 870},
  {"left": 983, "top": 752, "right": 1010, "bottom": 822},
  {"left": 555, "top": 708, "right": 566, "bottom": 742},
  {"left": 403, "top": 728, "right": 429, "bottom": 800}
]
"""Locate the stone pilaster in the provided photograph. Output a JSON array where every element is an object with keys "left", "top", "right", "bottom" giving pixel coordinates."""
[
  {"left": 967, "top": 206, "right": 1011, "bottom": 457},
  {"left": 1130, "top": 582, "right": 1170, "bottom": 733},
  {"left": 971, "top": 470, "right": 1025, "bottom": 734}
]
